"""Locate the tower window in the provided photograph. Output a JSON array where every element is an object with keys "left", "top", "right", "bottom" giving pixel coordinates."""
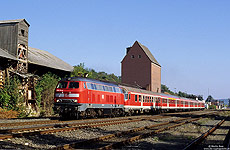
[
  {"left": 138, "top": 55, "right": 141, "bottom": 58},
  {"left": 21, "top": 29, "right": 25, "bottom": 36},
  {"left": 131, "top": 55, "right": 134, "bottom": 58}
]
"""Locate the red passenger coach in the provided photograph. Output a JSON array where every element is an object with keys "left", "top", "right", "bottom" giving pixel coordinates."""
[
  {"left": 54, "top": 77, "right": 124, "bottom": 118},
  {"left": 120, "top": 85, "right": 205, "bottom": 115}
]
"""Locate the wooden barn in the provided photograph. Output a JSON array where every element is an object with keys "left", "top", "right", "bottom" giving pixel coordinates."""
[{"left": 0, "top": 19, "right": 73, "bottom": 115}]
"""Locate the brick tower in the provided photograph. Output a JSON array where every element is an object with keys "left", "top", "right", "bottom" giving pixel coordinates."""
[{"left": 121, "top": 41, "right": 161, "bottom": 92}]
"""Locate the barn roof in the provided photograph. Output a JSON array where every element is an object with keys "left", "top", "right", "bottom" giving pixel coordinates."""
[
  {"left": 136, "top": 41, "right": 161, "bottom": 67},
  {"left": 0, "top": 48, "right": 17, "bottom": 60},
  {"left": 28, "top": 47, "right": 73, "bottom": 72},
  {"left": 0, "top": 19, "right": 30, "bottom": 27}
]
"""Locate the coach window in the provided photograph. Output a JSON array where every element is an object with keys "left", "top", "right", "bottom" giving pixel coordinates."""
[
  {"left": 139, "top": 95, "right": 141, "bottom": 102},
  {"left": 84, "top": 83, "right": 86, "bottom": 88},
  {"left": 86, "top": 83, "right": 91, "bottom": 89},
  {"left": 164, "top": 99, "right": 167, "bottom": 103},
  {"left": 135, "top": 95, "right": 137, "bottom": 102},
  {"left": 129, "top": 94, "right": 131, "bottom": 100},
  {"left": 105, "top": 86, "right": 109, "bottom": 91},
  {"left": 113, "top": 87, "right": 116, "bottom": 93},
  {"left": 69, "top": 82, "right": 79, "bottom": 89},
  {"left": 90, "top": 84, "right": 94, "bottom": 89}
]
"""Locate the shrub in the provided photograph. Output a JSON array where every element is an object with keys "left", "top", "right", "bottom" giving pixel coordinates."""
[
  {"left": 35, "top": 73, "right": 60, "bottom": 116},
  {"left": 209, "top": 105, "right": 216, "bottom": 109},
  {"left": 0, "top": 76, "right": 26, "bottom": 117}
]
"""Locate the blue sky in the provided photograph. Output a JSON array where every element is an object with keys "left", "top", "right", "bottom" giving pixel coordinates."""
[{"left": 1, "top": 0, "right": 230, "bottom": 99}]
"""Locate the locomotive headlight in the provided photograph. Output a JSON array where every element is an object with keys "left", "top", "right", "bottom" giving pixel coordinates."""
[
  {"left": 57, "top": 99, "right": 60, "bottom": 102},
  {"left": 74, "top": 99, "right": 78, "bottom": 103}
]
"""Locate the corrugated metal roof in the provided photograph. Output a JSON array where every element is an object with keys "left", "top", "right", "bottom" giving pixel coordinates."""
[
  {"left": 28, "top": 47, "right": 73, "bottom": 72},
  {"left": 0, "top": 48, "right": 17, "bottom": 60},
  {"left": 0, "top": 19, "right": 30, "bottom": 26},
  {"left": 136, "top": 41, "right": 161, "bottom": 67}
]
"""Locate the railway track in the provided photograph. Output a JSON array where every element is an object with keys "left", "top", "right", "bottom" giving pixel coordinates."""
[
  {"left": 52, "top": 117, "right": 201, "bottom": 149},
  {"left": 0, "top": 110, "right": 209, "bottom": 128},
  {"left": 0, "top": 115, "right": 169, "bottom": 140},
  {"left": 183, "top": 117, "right": 229, "bottom": 150},
  {"left": 51, "top": 111, "right": 216, "bottom": 150},
  {"left": 0, "top": 110, "right": 221, "bottom": 149}
]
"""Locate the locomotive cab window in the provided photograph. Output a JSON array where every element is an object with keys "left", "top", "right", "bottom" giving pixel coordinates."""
[
  {"left": 125, "top": 93, "right": 128, "bottom": 100},
  {"left": 57, "top": 82, "right": 68, "bottom": 88},
  {"left": 69, "top": 82, "right": 79, "bottom": 89}
]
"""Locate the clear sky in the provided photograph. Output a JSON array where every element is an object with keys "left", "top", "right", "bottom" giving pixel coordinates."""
[{"left": 1, "top": 0, "right": 230, "bottom": 99}]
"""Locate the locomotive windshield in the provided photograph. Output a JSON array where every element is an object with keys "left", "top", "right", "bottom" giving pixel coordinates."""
[
  {"left": 56, "top": 81, "right": 79, "bottom": 89},
  {"left": 69, "top": 82, "right": 79, "bottom": 89},
  {"left": 57, "top": 81, "right": 68, "bottom": 88}
]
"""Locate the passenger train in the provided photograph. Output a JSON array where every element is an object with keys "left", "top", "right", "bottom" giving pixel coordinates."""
[{"left": 53, "top": 77, "right": 205, "bottom": 118}]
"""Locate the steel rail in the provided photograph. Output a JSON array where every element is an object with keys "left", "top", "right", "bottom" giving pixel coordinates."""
[
  {"left": 51, "top": 117, "right": 197, "bottom": 150},
  {"left": 0, "top": 120, "right": 60, "bottom": 127},
  {"left": 0, "top": 115, "right": 161, "bottom": 134},
  {"left": 0, "top": 115, "right": 160, "bottom": 127},
  {"left": 0, "top": 116, "right": 165, "bottom": 140},
  {"left": 51, "top": 111, "right": 215, "bottom": 150},
  {"left": 97, "top": 117, "right": 201, "bottom": 150},
  {"left": 183, "top": 117, "right": 228, "bottom": 150},
  {"left": 0, "top": 115, "right": 149, "bottom": 127}
]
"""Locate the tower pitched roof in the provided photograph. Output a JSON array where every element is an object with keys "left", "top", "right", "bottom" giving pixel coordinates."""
[
  {"left": 135, "top": 41, "right": 161, "bottom": 67},
  {"left": 0, "top": 19, "right": 30, "bottom": 27}
]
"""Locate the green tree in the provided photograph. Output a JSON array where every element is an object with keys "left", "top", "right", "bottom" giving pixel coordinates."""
[
  {"left": 206, "top": 95, "right": 214, "bottom": 102},
  {"left": 0, "top": 76, "right": 26, "bottom": 117},
  {"left": 71, "top": 63, "right": 121, "bottom": 83}
]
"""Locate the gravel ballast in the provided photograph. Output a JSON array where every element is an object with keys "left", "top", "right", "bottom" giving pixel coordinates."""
[{"left": 0, "top": 110, "right": 229, "bottom": 150}]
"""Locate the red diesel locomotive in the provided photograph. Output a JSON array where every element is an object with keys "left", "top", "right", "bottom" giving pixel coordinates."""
[{"left": 53, "top": 77, "right": 205, "bottom": 118}]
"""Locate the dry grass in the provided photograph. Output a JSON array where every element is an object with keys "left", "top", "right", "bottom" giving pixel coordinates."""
[{"left": 0, "top": 108, "right": 18, "bottom": 119}]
